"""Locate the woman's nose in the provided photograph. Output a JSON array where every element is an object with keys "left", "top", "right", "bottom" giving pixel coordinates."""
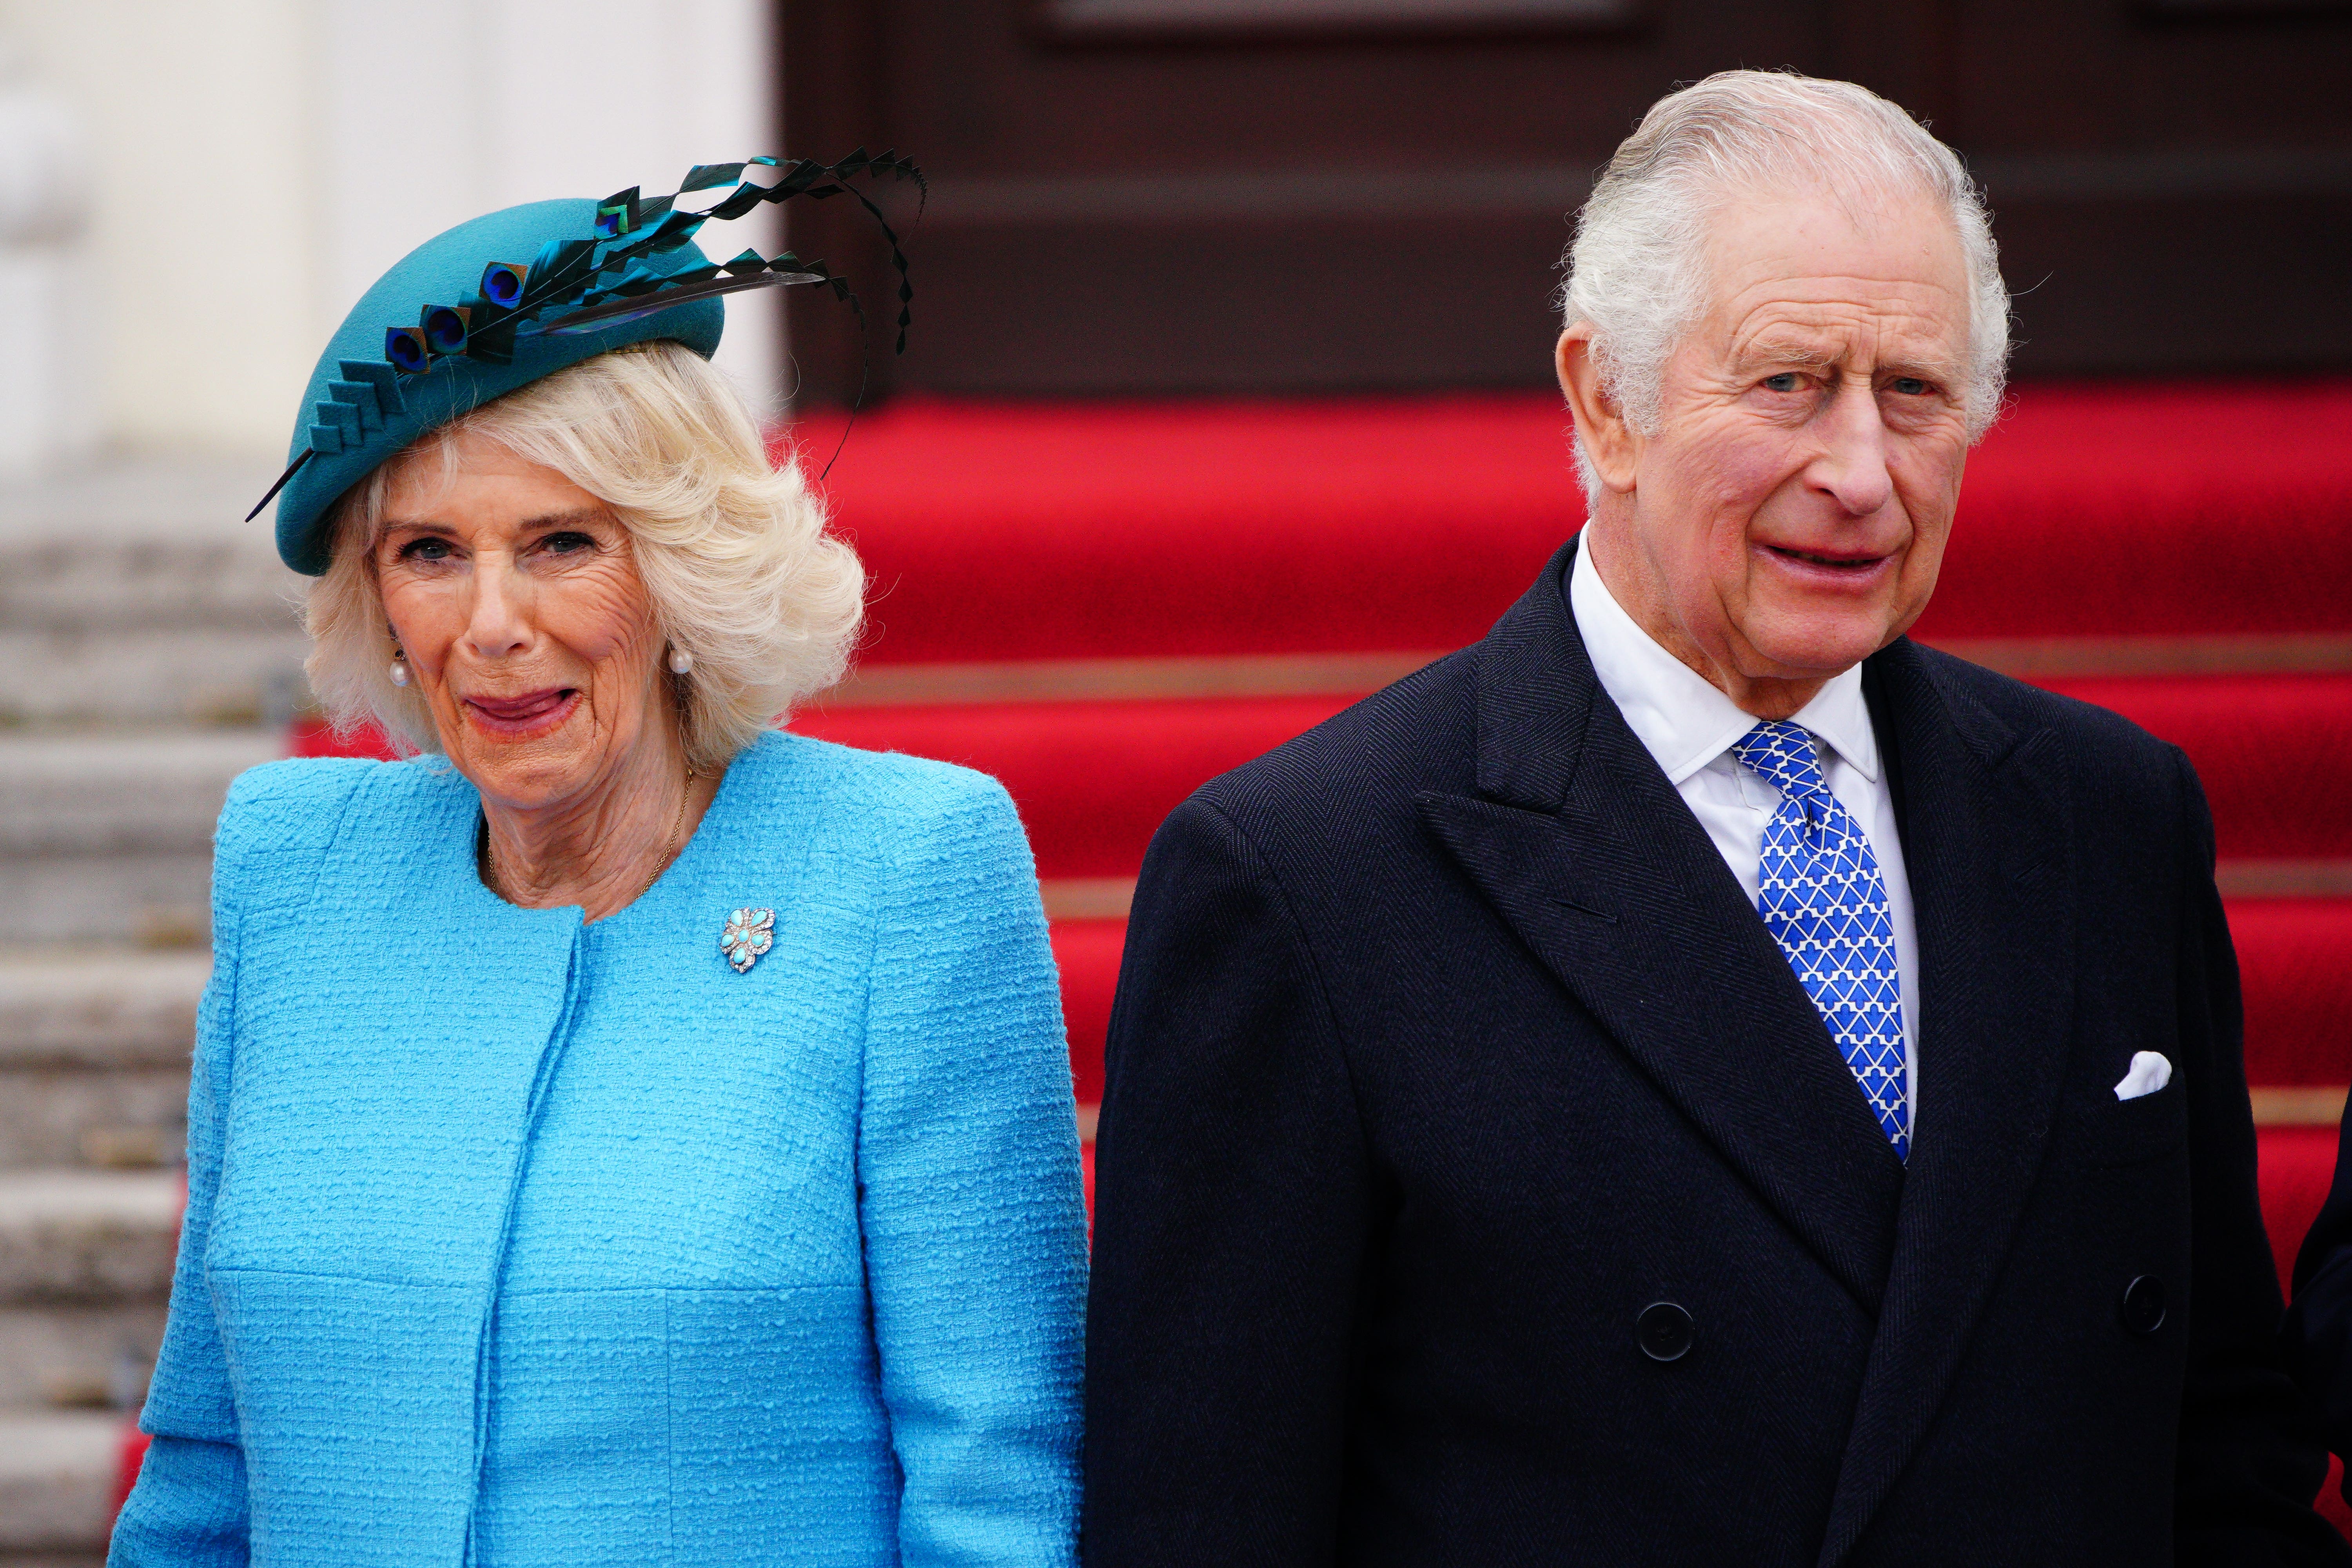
[{"left": 462, "top": 558, "right": 534, "bottom": 661}]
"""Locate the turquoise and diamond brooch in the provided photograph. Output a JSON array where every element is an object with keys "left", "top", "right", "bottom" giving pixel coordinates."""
[{"left": 721, "top": 907, "right": 775, "bottom": 973}]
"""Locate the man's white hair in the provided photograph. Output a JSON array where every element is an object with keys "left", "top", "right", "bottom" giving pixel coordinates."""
[{"left": 1559, "top": 69, "right": 2009, "bottom": 486}]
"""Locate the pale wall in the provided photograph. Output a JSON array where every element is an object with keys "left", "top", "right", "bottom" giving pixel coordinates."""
[
  {"left": 3, "top": 0, "right": 321, "bottom": 457},
  {"left": 2, "top": 0, "right": 779, "bottom": 460}
]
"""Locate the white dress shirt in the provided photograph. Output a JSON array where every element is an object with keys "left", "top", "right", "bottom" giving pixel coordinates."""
[{"left": 1569, "top": 540, "right": 1922, "bottom": 1124}]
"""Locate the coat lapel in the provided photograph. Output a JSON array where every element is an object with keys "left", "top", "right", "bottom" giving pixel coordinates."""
[
  {"left": 1417, "top": 542, "right": 1906, "bottom": 1314},
  {"left": 1814, "top": 641, "right": 2078, "bottom": 1566}
]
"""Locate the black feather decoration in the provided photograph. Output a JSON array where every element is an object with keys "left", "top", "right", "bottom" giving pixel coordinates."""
[
  {"left": 248, "top": 152, "right": 924, "bottom": 523},
  {"left": 541, "top": 267, "right": 828, "bottom": 334},
  {"left": 460, "top": 152, "right": 920, "bottom": 361}
]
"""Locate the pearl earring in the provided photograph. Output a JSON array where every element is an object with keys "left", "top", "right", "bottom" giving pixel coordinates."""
[
  {"left": 667, "top": 645, "right": 693, "bottom": 675},
  {"left": 389, "top": 657, "right": 410, "bottom": 688}
]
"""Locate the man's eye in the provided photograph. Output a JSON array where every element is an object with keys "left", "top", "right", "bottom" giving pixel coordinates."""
[
  {"left": 1890, "top": 377, "right": 1929, "bottom": 396},
  {"left": 1762, "top": 373, "right": 1804, "bottom": 393},
  {"left": 399, "top": 538, "right": 453, "bottom": 561}
]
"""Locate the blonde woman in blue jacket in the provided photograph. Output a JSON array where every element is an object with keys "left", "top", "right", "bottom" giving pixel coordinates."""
[{"left": 111, "top": 183, "right": 1088, "bottom": 1567}]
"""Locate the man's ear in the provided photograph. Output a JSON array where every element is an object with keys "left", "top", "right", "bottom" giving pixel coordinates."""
[{"left": 1555, "top": 328, "right": 1640, "bottom": 494}]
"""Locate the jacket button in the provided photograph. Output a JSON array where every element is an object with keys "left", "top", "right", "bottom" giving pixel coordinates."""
[
  {"left": 2120, "top": 1275, "right": 2167, "bottom": 1336},
  {"left": 1637, "top": 1301, "right": 1693, "bottom": 1362}
]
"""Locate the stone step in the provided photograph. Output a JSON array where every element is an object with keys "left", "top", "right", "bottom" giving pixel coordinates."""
[
  {"left": 0, "top": 1305, "right": 165, "bottom": 1413},
  {"left": 0, "top": 1067, "right": 188, "bottom": 1174},
  {"left": 0, "top": 1171, "right": 180, "bottom": 1308},
  {"left": 0, "top": 731, "right": 276, "bottom": 946},
  {"left": 0, "top": 953, "right": 208, "bottom": 1072},
  {"left": 0, "top": 1408, "right": 122, "bottom": 1555},
  {"left": 0, "top": 950, "right": 205, "bottom": 1170},
  {"left": 0, "top": 460, "right": 307, "bottom": 728}
]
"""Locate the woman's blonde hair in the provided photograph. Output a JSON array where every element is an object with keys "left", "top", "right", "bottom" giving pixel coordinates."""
[{"left": 305, "top": 340, "right": 865, "bottom": 773}]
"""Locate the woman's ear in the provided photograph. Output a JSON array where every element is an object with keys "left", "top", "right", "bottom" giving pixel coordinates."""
[{"left": 1555, "top": 328, "right": 1640, "bottom": 494}]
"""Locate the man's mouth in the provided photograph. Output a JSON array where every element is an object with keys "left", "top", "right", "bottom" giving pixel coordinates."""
[{"left": 1765, "top": 544, "right": 1887, "bottom": 572}]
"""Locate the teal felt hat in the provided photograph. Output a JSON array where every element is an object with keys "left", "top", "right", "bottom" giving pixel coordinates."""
[{"left": 261, "top": 152, "right": 925, "bottom": 575}]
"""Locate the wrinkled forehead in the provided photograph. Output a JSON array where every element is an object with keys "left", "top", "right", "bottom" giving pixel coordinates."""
[
  {"left": 354, "top": 428, "right": 599, "bottom": 557},
  {"left": 1696, "top": 182, "right": 1972, "bottom": 363}
]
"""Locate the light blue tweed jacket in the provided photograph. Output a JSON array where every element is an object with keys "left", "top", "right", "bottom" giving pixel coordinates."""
[{"left": 111, "top": 731, "right": 1089, "bottom": 1568}]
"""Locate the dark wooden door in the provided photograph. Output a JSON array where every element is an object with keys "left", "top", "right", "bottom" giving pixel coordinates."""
[{"left": 782, "top": 0, "right": 2352, "bottom": 403}]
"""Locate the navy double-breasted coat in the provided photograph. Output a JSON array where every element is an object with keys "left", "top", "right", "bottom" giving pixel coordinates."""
[{"left": 1083, "top": 540, "right": 2343, "bottom": 1566}]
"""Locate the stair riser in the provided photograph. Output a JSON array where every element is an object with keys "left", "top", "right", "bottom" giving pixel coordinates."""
[
  {"left": 0, "top": 1305, "right": 165, "bottom": 1412},
  {"left": 0, "top": 1226, "right": 175, "bottom": 1309},
  {"left": 4, "top": 670, "right": 2330, "bottom": 939},
  {"left": 2235, "top": 901, "right": 2352, "bottom": 1086},
  {"left": 0, "top": 1071, "right": 188, "bottom": 1171},
  {"left": 0, "top": 737, "right": 275, "bottom": 858},
  {"left": 0, "top": 529, "right": 305, "bottom": 726},
  {"left": 793, "top": 696, "right": 1353, "bottom": 880},
  {"left": 0, "top": 907, "right": 2326, "bottom": 1132},
  {"left": 2039, "top": 675, "right": 2352, "bottom": 860},
  {"left": 0, "top": 540, "right": 296, "bottom": 633},
  {"left": 0, "top": 1175, "right": 181, "bottom": 1308},
  {"left": 0, "top": 1410, "right": 121, "bottom": 1553},
  {"left": 0, "top": 732, "right": 274, "bottom": 944},
  {"left": 0, "top": 958, "right": 209, "bottom": 1074},
  {"left": 0, "top": 857, "right": 213, "bottom": 947},
  {"left": 0, "top": 630, "right": 309, "bottom": 728}
]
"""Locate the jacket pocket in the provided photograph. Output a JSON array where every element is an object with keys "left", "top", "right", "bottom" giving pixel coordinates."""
[{"left": 2077, "top": 1077, "right": 2189, "bottom": 1169}]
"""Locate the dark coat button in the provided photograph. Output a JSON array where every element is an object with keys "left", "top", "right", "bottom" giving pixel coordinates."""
[
  {"left": 2120, "top": 1275, "right": 2167, "bottom": 1336},
  {"left": 1637, "top": 1301, "right": 1694, "bottom": 1362}
]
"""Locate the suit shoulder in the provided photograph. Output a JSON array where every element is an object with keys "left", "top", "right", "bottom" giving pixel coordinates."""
[
  {"left": 1187, "top": 648, "right": 1478, "bottom": 845},
  {"left": 217, "top": 755, "right": 391, "bottom": 855},
  {"left": 1901, "top": 641, "right": 2195, "bottom": 840},
  {"left": 737, "top": 730, "right": 1025, "bottom": 867},
  {"left": 214, "top": 755, "right": 421, "bottom": 910},
  {"left": 1905, "top": 642, "right": 2180, "bottom": 769}
]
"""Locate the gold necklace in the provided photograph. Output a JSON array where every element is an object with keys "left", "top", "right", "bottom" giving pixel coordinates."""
[{"left": 483, "top": 766, "right": 697, "bottom": 906}]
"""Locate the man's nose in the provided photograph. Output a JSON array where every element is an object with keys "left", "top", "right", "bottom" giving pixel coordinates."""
[
  {"left": 462, "top": 556, "right": 534, "bottom": 661},
  {"left": 1808, "top": 381, "right": 1896, "bottom": 517}
]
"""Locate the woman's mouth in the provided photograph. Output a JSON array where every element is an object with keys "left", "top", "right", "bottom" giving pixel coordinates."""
[{"left": 461, "top": 687, "right": 580, "bottom": 739}]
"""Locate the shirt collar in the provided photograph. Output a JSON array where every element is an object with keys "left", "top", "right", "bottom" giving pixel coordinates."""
[{"left": 1567, "top": 534, "right": 1881, "bottom": 787}]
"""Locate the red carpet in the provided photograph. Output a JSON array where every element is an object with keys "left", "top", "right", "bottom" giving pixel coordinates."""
[
  {"left": 1050, "top": 920, "right": 1126, "bottom": 1107},
  {"left": 2265, "top": 1126, "right": 2344, "bottom": 1292},
  {"left": 2239, "top": 901, "right": 2352, "bottom": 1086},
  {"left": 791, "top": 695, "right": 1356, "bottom": 879},
  {"left": 2036, "top": 675, "right": 2352, "bottom": 860},
  {"left": 789, "top": 380, "right": 2352, "bottom": 664}
]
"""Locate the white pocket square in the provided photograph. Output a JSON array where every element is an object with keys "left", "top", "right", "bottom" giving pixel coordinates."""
[{"left": 2114, "top": 1051, "right": 2173, "bottom": 1101}]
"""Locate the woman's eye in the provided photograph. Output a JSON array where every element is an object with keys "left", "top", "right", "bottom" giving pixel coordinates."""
[
  {"left": 398, "top": 538, "right": 453, "bottom": 561},
  {"left": 541, "top": 531, "right": 595, "bottom": 555},
  {"left": 1890, "top": 377, "right": 1930, "bottom": 396},
  {"left": 1762, "top": 373, "right": 1804, "bottom": 394}
]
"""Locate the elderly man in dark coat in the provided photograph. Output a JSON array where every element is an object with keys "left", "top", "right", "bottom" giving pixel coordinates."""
[{"left": 1081, "top": 70, "right": 2345, "bottom": 1567}]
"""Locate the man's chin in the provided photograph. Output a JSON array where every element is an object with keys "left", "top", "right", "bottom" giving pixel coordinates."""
[{"left": 1737, "top": 617, "right": 1899, "bottom": 681}]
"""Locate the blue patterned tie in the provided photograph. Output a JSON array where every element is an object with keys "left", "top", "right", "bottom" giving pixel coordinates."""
[{"left": 1729, "top": 721, "right": 1910, "bottom": 1159}]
